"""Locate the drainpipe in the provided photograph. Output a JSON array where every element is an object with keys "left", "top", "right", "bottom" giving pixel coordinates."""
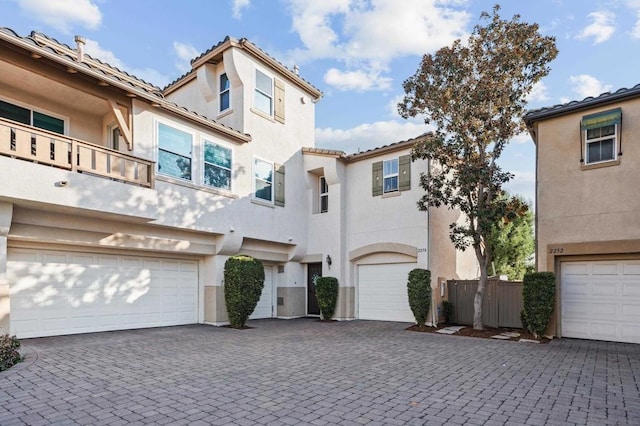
[{"left": 427, "top": 158, "right": 437, "bottom": 327}]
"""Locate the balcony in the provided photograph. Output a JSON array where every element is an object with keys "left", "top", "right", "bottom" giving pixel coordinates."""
[{"left": 0, "top": 117, "right": 154, "bottom": 188}]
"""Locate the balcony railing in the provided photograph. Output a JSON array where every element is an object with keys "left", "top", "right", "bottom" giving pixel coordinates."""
[{"left": 0, "top": 117, "right": 154, "bottom": 188}]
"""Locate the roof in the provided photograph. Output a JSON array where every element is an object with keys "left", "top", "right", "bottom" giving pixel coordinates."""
[
  {"left": 524, "top": 83, "right": 640, "bottom": 124},
  {"left": 0, "top": 27, "right": 251, "bottom": 143},
  {"left": 163, "top": 36, "right": 322, "bottom": 100}
]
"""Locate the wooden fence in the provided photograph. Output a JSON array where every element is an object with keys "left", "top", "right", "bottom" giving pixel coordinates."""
[{"left": 447, "top": 278, "right": 523, "bottom": 328}]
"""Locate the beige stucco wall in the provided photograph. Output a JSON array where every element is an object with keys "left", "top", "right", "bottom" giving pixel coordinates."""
[{"left": 277, "top": 287, "right": 306, "bottom": 317}]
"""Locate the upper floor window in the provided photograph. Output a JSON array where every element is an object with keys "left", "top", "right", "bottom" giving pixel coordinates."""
[
  {"left": 255, "top": 69, "right": 273, "bottom": 116},
  {"left": 254, "top": 158, "right": 273, "bottom": 201},
  {"left": 581, "top": 108, "right": 621, "bottom": 165},
  {"left": 204, "top": 141, "right": 232, "bottom": 191},
  {"left": 383, "top": 158, "right": 399, "bottom": 193},
  {"left": 158, "top": 123, "right": 192, "bottom": 180},
  {"left": 320, "top": 176, "right": 328, "bottom": 213},
  {"left": 0, "top": 99, "right": 64, "bottom": 134},
  {"left": 219, "top": 73, "right": 230, "bottom": 112}
]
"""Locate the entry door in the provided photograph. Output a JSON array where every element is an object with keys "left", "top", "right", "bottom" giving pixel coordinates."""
[{"left": 307, "top": 262, "right": 322, "bottom": 315}]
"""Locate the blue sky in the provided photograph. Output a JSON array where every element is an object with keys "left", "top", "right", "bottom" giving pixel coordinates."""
[{"left": 3, "top": 0, "right": 640, "bottom": 202}]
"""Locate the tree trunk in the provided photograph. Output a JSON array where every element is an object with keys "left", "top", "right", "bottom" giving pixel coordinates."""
[{"left": 473, "top": 267, "right": 487, "bottom": 330}]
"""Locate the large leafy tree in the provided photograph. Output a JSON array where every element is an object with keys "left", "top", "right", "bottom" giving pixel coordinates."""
[
  {"left": 398, "top": 5, "right": 557, "bottom": 329},
  {"left": 487, "top": 194, "right": 534, "bottom": 280}
]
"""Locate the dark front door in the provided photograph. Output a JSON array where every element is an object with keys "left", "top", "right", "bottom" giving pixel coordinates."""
[{"left": 307, "top": 262, "right": 322, "bottom": 315}]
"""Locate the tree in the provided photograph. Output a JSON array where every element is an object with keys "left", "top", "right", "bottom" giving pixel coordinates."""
[
  {"left": 398, "top": 5, "right": 558, "bottom": 329},
  {"left": 486, "top": 193, "right": 534, "bottom": 280}
]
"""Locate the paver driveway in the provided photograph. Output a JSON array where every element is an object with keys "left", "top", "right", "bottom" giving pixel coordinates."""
[{"left": 1, "top": 319, "right": 639, "bottom": 425}]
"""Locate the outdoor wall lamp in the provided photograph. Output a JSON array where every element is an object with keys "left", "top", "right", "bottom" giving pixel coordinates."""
[{"left": 326, "top": 255, "right": 332, "bottom": 269}]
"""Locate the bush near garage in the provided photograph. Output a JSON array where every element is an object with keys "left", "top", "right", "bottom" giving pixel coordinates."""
[
  {"left": 223, "top": 255, "right": 265, "bottom": 328},
  {"left": 521, "top": 272, "right": 555, "bottom": 339},
  {"left": 314, "top": 276, "right": 339, "bottom": 320},
  {"left": 0, "top": 334, "right": 23, "bottom": 372},
  {"left": 442, "top": 300, "right": 454, "bottom": 324},
  {"left": 407, "top": 268, "right": 432, "bottom": 328}
]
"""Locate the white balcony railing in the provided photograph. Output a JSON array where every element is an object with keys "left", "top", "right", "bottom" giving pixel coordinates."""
[{"left": 0, "top": 117, "right": 154, "bottom": 188}]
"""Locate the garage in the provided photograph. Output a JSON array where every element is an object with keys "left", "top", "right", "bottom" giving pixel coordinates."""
[
  {"left": 561, "top": 260, "right": 640, "bottom": 344},
  {"left": 8, "top": 248, "right": 199, "bottom": 338},
  {"left": 358, "top": 263, "right": 416, "bottom": 322},
  {"left": 249, "top": 265, "right": 274, "bottom": 319}
]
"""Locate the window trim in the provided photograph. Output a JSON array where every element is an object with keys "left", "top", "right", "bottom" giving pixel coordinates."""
[
  {"left": 383, "top": 158, "right": 399, "bottom": 193},
  {"left": 254, "top": 67, "right": 274, "bottom": 117},
  {"left": 0, "top": 96, "right": 68, "bottom": 135},
  {"left": 219, "top": 72, "right": 231, "bottom": 113},
  {"left": 253, "top": 156, "right": 274, "bottom": 203},
  {"left": 156, "top": 120, "right": 194, "bottom": 182},
  {"left": 584, "top": 124, "right": 617, "bottom": 165},
  {"left": 203, "top": 140, "right": 232, "bottom": 192},
  {"left": 319, "top": 176, "right": 328, "bottom": 213}
]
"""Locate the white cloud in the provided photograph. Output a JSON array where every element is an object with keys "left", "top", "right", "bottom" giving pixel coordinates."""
[
  {"left": 231, "top": 0, "right": 250, "bottom": 19},
  {"left": 568, "top": 74, "right": 612, "bottom": 99},
  {"left": 323, "top": 68, "right": 392, "bottom": 91},
  {"left": 511, "top": 132, "right": 533, "bottom": 145},
  {"left": 632, "top": 11, "right": 640, "bottom": 38},
  {"left": 173, "top": 42, "right": 199, "bottom": 73},
  {"left": 18, "top": 0, "right": 102, "bottom": 34},
  {"left": 284, "top": 0, "right": 470, "bottom": 93},
  {"left": 387, "top": 94, "right": 405, "bottom": 117},
  {"left": 526, "top": 82, "right": 550, "bottom": 104},
  {"left": 503, "top": 171, "right": 536, "bottom": 205},
  {"left": 575, "top": 11, "right": 615, "bottom": 44},
  {"left": 84, "top": 39, "right": 171, "bottom": 87},
  {"left": 315, "top": 120, "right": 432, "bottom": 154}
]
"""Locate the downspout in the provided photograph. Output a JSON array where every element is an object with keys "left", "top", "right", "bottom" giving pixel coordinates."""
[{"left": 427, "top": 158, "right": 436, "bottom": 327}]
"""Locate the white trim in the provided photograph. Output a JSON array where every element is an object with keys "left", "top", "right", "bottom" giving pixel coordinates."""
[
  {"left": 584, "top": 124, "right": 617, "bottom": 165},
  {"left": 383, "top": 157, "right": 399, "bottom": 193}
]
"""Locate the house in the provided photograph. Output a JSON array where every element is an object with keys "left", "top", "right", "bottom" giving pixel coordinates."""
[
  {"left": 0, "top": 28, "right": 477, "bottom": 339},
  {"left": 524, "top": 85, "right": 640, "bottom": 344}
]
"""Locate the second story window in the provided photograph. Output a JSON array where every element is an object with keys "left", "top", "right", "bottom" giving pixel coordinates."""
[
  {"left": 255, "top": 69, "right": 273, "bottom": 116},
  {"left": 204, "top": 141, "right": 232, "bottom": 191},
  {"left": 581, "top": 108, "right": 621, "bottom": 165},
  {"left": 219, "top": 73, "right": 230, "bottom": 112},
  {"left": 383, "top": 158, "right": 399, "bottom": 193},
  {"left": 320, "top": 176, "right": 328, "bottom": 213},
  {"left": 157, "top": 123, "right": 192, "bottom": 180},
  {"left": 0, "top": 99, "right": 64, "bottom": 135},
  {"left": 254, "top": 158, "right": 273, "bottom": 202}
]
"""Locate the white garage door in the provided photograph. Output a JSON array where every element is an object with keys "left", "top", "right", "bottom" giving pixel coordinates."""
[
  {"left": 562, "top": 260, "right": 640, "bottom": 343},
  {"left": 249, "top": 266, "right": 274, "bottom": 320},
  {"left": 8, "top": 248, "right": 199, "bottom": 338},
  {"left": 358, "top": 263, "right": 417, "bottom": 322}
]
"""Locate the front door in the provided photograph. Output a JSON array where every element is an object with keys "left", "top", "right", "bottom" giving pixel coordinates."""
[{"left": 307, "top": 262, "right": 322, "bottom": 315}]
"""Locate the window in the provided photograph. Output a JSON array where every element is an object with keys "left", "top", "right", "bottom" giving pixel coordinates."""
[
  {"left": 108, "top": 124, "right": 121, "bottom": 151},
  {"left": 319, "top": 176, "right": 328, "bottom": 213},
  {"left": 581, "top": 108, "right": 621, "bottom": 165},
  {"left": 157, "top": 123, "right": 192, "bottom": 180},
  {"left": 254, "top": 158, "right": 273, "bottom": 201},
  {"left": 383, "top": 158, "right": 399, "bottom": 193},
  {"left": 204, "top": 141, "right": 232, "bottom": 190},
  {"left": 0, "top": 99, "right": 64, "bottom": 134},
  {"left": 254, "top": 69, "right": 273, "bottom": 115},
  {"left": 219, "top": 73, "right": 230, "bottom": 112}
]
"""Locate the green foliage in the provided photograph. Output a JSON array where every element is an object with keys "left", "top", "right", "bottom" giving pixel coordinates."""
[
  {"left": 521, "top": 272, "right": 555, "bottom": 338},
  {"left": 442, "top": 300, "right": 454, "bottom": 324},
  {"left": 487, "top": 194, "right": 535, "bottom": 280},
  {"left": 398, "top": 5, "right": 557, "bottom": 329},
  {"left": 223, "top": 255, "right": 265, "bottom": 328},
  {"left": 407, "top": 269, "right": 432, "bottom": 327},
  {"left": 0, "top": 334, "right": 23, "bottom": 372},
  {"left": 315, "top": 276, "right": 339, "bottom": 320}
]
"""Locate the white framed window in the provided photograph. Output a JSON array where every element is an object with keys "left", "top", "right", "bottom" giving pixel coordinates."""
[
  {"left": 254, "top": 69, "right": 273, "bottom": 116},
  {"left": 254, "top": 157, "right": 273, "bottom": 202},
  {"left": 0, "top": 98, "right": 66, "bottom": 135},
  {"left": 383, "top": 158, "right": 399, "bottom": 193},
  {"left": 107, "top": 123, "right": 121, "bottom": 151},
  {"left": 585, "top": 124, "right": 616, "bottom": 164},
  {"left": 319, "top": 176, "right": 328, "bottom": 213},
  {"left": 157, "top": 122, "right": 193, "bottom": 181},
  {"left": 219, "top": 73, "right": 230, "bottom": 112},
  {"left": 204, "top": 141, "right": 232, "bottom": 191}
]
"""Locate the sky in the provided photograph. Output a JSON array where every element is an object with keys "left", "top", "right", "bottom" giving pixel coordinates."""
[{"left": 3, "top": 0, "right": 640, "bottom": 203}]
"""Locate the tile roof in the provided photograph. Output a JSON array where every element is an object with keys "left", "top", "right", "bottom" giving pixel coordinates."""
[
  {"left": 345, "top": 133, "right": 433, "bottom": 161},
  {"left": 524, "top": 83, "right": 640, "bottom": 123}
]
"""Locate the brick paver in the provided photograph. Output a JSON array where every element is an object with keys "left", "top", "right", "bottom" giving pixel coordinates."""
[{"left": 1, "top": 319, "right": 639, "bottom": 425}]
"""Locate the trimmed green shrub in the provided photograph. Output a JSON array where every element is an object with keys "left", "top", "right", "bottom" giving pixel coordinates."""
[
  {"left": 0, "top": 334, "right": 23, "bottom": 372},
  {"left": 315, "top": 276, "right": 339, "bottom": 320},
  {"left": 521, "top": 272, "right": 555, "bottom": 338},
  {"left": 407, "top": 268, "right": 432, "bottom": 327},
  {"left": 442, "top": 300, "right": 454, "bottom": 324},
  {"left": 223, "top": 255, "right": 265, "bottom": 328}
]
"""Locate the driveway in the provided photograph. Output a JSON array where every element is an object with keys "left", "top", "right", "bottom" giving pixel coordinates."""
[{"left": 1, "top": 319, "right": 639, "bottom": 425}]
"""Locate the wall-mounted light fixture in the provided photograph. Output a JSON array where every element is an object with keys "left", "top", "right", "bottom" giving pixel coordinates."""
[
  {"left": 55, "top": 181, "right": 68, "bottom": 187},
  {"left": 326, "top": 254, "right": 332, "bottom": 269}
]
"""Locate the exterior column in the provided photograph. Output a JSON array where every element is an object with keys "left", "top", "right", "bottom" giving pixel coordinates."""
[{"left": 0, "top": 202, "right": 13, "bottom": 334}]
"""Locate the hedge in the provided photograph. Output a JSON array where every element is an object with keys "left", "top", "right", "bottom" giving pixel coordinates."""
[
  {"left": 407, "top": 268, "right": 431, "bottom": 327},
  {"left": 224, "top": 255, "right": 265, "bottom": 328},
  {"left": 315, "top": 276, "right": 339, "bottom": 320},
  {"left": 521, "top": 271, "right": 555, "bottom": 338}
]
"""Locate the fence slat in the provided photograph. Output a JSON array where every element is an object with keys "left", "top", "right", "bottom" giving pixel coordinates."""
[{"left": 448, "top": 279, "right": 523, "bottom": 328}]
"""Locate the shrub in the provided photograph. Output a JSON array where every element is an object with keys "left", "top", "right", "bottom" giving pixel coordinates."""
[
  {"left": 407, "top": 268, "right": 432, "bottom": 327},
  {"left": 223, "top": 255, "right": 265, "bottom": 328},
  {"left": 442, "top": 300, "right": 454, "bottom": 324},
  {"left": 521, "top": 272, "right": 555, "bottom": 338},
  {"left": 0, "top": 334, "right": 23, "bottom": 372},
  {"left": 315, "top": 277, "right": 339, "bottom": 320}
]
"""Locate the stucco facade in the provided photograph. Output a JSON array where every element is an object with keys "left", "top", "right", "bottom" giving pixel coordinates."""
[
  {"left": 525, "top": 86, "right": 640, "bottom": 343},
  {"left": 0, "top": 28, "right": 476, "bottom": 338}
]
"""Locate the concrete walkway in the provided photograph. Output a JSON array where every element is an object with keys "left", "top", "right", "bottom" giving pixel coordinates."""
[{"left": 1, "top": 319, "right": 639, "bottom": 425}]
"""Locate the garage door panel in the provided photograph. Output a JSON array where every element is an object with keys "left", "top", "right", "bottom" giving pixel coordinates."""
[
  {"left": 563, "top": 281, "right": 590, "bottom": 296},
  {"left": 592, "top": 282, "right": 617, "bottom": 296},
  {"left": 622, "top": 304, "right": 640, "bottom": 321},
  {"left": 563, "top": 263, "right": 589, "bottom": 275},
  {"left": 592, "top": 263, "right": 618, "bottom": 275},
  {"left": 591, "top": 323, "right": 618, "bottom": 339},
  {"left": 623, "top": 263, "right": 640, "bottom": 274},
  {"left": 358, "top": 263, "right": 416, "bottom": 323},
  {"left": 623, "top": 283, "right": 640, "bottom": 297}
]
